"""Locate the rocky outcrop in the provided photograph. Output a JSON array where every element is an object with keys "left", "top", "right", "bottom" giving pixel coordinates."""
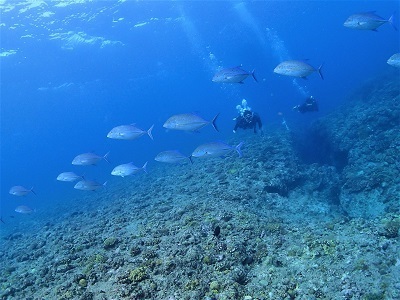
[{"left": 307, "top": 72, "right": 400, "bottom": 217}]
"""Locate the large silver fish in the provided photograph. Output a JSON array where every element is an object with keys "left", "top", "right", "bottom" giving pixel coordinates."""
[
  {"left": 154, "top": 150, "right": 192, "bottom": 164},
  {"left": 111, "top": 162, "right": 147, "bottom": 177},
  {"left": 387, "top": 53, "right": 400, "bottom": 68},
  {"left": 212, "top": 66, "right": 258, "bottom": 83},
  {"left": 163, "top": 113, "right": 219, "bottom": 132},
  {"left": 344, "top": 12, "right": 397, "bottom": 31},
  {"left": 74, "top": 180, "right": 107, "bottom": 191},
  {"left": 72, "top": 152, "right": 109, "bottom": 166},
  {"left": 107, "top": 124, "right": 154, "bottom": 140},
  {"left": 274, "top": 60, "right": 323, "bottom": 80},
  {"left": 9, "top": 186, "right": 36, "bottom": 196},
  {"left": 57, "top": 172, "right": 84, "bottom": 182},
  {"left": 15, "top": 205, "right": 35, "bottom": 214},
  {"left": 192, "top": 141, "right": 243, "bottom": 158}
]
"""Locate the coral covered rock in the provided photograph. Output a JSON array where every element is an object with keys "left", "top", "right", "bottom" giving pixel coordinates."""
[{"left": 308, "top": 72, "right": 400, "bottom": 217}]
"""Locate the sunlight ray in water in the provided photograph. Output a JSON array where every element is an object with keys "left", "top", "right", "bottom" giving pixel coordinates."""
[
  {"left": 176, "top": 3, "right": 219, "bottom": 76},
  {"left": 234, "top": 1, "right": 310, "bottom": 97}
]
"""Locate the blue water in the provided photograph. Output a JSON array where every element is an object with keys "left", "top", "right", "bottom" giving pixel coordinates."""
[{"left": 0, "top": 1, "right": 399, "bottom": 220}]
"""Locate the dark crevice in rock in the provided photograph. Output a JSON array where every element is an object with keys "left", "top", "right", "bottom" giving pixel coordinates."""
[{"left": 292, "top": 130, "right": 349, "bottom": 173}]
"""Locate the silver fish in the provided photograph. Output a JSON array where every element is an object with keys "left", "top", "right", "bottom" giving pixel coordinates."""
[
  {"left": 212, "top": 66, "right": 258, "bottom": 83},
  {"left": 72, "top": 152, "right": 109, "bottom": 166},
  {"left": 387, "top": 53, "right": 400, "bottom": 68},
  {"left": 111, "top": 162, "right": 147, "bottom": 177},
  {"left": 107, "top": 124, "right": 154, "bottom": 140},
  {"left": 344, "top": 12, "right": 397, "bottom": 31},
  {"left": 154, "top": 150, "right": 192, "bottom": 164},
  {"left": 15, "top": 205, "right": 34, "bottom": 214},
  {"left": 274, "top": 60, "right": 323, "bottom": 80},
  {"left": 74, "top": 180, "right": 107, "bottom": 191},
  {"left": 9, "top": 186, "right": 36, "bottom": 196},
  {"left": 57, "top": 172, "right": 84, "bottom": 182},
  {"left": 192, "top": 141, "right": 243, "bottom": 158},
  {"left": 163, "top": 113, "right": 219, "bottom": 132}
]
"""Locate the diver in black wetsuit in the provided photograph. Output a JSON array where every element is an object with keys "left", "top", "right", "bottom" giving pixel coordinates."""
[
  {"left": 233, "top": 110, "right": 263, "bottom": 134},
  {"left": 293, "top": 96, "right": 319, "bottom": 113}
]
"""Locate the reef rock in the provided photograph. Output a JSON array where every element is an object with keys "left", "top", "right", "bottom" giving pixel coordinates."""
[{"left": 309, "top": 72, "right": 400, "bottom": 217}]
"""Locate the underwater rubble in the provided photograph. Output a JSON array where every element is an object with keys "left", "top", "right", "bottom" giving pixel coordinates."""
[{"left": 1, "top": 74, "right": 400, "bottom": 299}]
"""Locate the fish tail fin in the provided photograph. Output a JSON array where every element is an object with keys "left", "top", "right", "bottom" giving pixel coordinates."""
[
  {"left": 188, "top": 155, "right": 193, "bottom": 164},
  {"left": 388, "top": 13, "right": 398, "bottom": 31},
  {"left": 103, "top": 152, "right": 110, "bottom": 164},
  {"left": 251, "top": 69, "right": 258, "bottom": 82},
  {"left": 211, "top": 113, "right": 220, "bottom": 132},
  {"left": 235, "top": 141, "right": 244, "bottom": 158},
  {"left": 318, "top": 64, "right": 324, "bottom": 80},
  {"left": 142, "top": 161, "right": 148, "bottom": 173},
  {"left": 147, "top": 124, "right": 154, "bottom": 140},
  {"left": 30, "top": 187, "right": 37, "bottom": 196}
]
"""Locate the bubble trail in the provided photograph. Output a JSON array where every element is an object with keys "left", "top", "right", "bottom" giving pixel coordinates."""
[{"left": 234, "top": 2, "right": 310, "bottom": 97}]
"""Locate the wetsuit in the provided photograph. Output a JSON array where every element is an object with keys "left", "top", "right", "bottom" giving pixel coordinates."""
[
  {"left": 233, "top": 112, "right": 262, "bottom": 133},
  {"left": 297, "top": 97, "right": 319, "bottom": 113}
]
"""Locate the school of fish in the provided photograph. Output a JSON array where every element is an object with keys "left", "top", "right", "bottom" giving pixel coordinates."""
[{"left": 8, "top": 9, "right": 399, "bottom": 215}]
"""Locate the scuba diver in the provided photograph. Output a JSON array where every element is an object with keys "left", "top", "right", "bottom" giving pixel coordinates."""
[
  {"left": 293, "top": 96, "right": 319, "bottom": 113},
  {"left": 233, "top": 99, "right": 263, "bottom": 134}
]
